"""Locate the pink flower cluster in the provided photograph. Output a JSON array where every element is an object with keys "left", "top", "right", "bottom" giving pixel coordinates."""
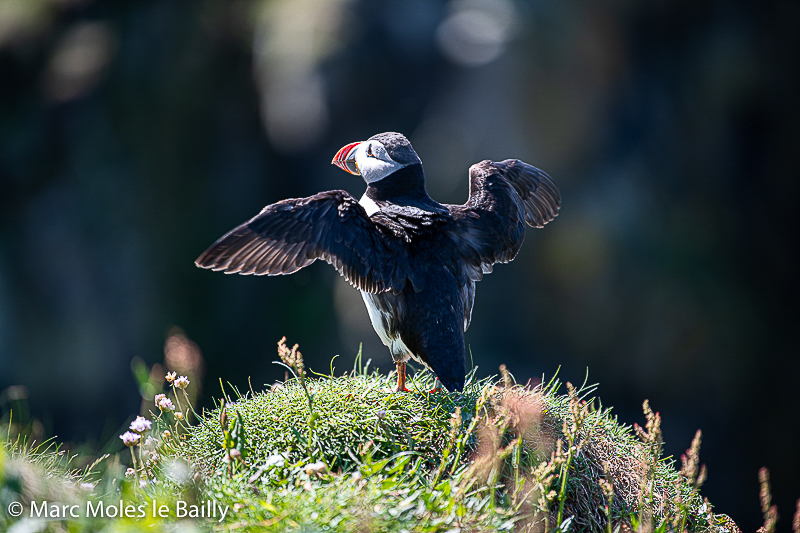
[{"left": 155, "top": 394, "right": 175, "bottom": 411}]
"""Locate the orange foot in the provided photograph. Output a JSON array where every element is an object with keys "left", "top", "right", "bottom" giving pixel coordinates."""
[
  {"left": 426, "top": 379, "right": 442, "bottom": 394},
  {"left": 395, "top": 361, "right": 411, "bottom": 392}
]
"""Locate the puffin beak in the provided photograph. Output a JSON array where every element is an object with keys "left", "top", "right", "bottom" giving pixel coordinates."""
[{"left": 332, "top": 141, "right": 361, "bottom": 175}]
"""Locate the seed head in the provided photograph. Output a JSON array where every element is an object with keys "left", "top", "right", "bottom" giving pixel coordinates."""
[
  {"left": 680, "top": 429, "right": 705, "bottom": 489},
  {"left": 599, "top": 477, "right": 614, "bottom": 503},
  {"left": 599, "top": 461, "right": 615, "bottom": 504},
  {"left": 277, "top": 336, "right": 305, "bottom": 377},
  {"left": 758, "top": 468, "right": 778, "bottom": 533}
]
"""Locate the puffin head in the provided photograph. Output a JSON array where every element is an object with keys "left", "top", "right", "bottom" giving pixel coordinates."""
[{"left": 332, "top": 132, "right": 421, "bottom": 184}]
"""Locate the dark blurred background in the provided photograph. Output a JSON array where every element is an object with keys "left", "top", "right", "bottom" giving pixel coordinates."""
[{"left": 1, "top": 0, "right": 798, "bottom": 529}]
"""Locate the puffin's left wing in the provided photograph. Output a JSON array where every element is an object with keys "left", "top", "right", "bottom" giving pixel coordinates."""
[
  {"left": 195, "top": 190, "right": 402, "bottom": 294},
  {"left": 448, "top": 159, "right": 561, "bottom": 275}
]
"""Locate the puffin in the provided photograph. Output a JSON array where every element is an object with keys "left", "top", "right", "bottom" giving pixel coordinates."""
[{"left": 195, "top": 132, "right": 560, "bottom": 392}]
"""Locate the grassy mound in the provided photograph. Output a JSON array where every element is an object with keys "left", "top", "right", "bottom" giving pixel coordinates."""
[
  {"left": 2, "top": 348, "right": 740, "bottom": 532},
  {"left": 178, "top": 364, "right": 731, "bottom": 533},
  {"left": 184, "top": 367, "right": 485, "bottom": 475}
]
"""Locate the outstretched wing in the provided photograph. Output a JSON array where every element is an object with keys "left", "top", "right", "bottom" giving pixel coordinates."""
[
  {"left": 448, "top": 159, "right": 561, "bottom": 275},
  {"left": 195, "top": 190, "right": 404, "bottom": 294},
  {"left": 491, "top": 159, "right": 560, "bottom": 229}
]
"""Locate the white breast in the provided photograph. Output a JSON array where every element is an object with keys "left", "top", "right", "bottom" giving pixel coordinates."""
[
  {"left": 359, "top": 194, "right": 380, "bottom": 216},
  {"left": 360, "top": 290, "right": 411, "bottom": 362}
]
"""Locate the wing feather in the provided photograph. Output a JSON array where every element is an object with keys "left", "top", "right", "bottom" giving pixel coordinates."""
[
  {"left": 448, "top": 159, "right": 560, "bottom": 279},
  {"left": 196, "top": 190, "right": 402, "bottom": 293}
]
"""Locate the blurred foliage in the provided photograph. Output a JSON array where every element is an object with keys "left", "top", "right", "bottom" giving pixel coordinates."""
[{"left": 0, "top": 0, "right": 798, "bottom": 530}]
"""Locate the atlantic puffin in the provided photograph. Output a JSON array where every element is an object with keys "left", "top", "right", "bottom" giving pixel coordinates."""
[{"left": 195, "top": 132, "right": 560, "bottom": 392}]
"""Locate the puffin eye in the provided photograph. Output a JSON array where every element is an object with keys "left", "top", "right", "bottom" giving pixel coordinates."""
[{"left": 367, "top": 145, "right": 375, "bottom": 158}]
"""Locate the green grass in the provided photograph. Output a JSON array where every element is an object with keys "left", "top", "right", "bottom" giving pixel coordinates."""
[{"left": 1, "top": 353, "right": 740, "bottom": 533}]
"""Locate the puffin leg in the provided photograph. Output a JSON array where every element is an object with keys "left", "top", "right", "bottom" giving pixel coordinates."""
[
  {"left": 395, "top": 361, "right": 411, "bottom": 392},
  {"left": 428, "top": 378, "right": 441, "bottom": 394}
]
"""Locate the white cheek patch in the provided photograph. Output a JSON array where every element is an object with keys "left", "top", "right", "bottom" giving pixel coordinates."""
[
  {"left": 356, "top": 143, "right": 406, "bottom": 184},
  {"left": 359, "top": 194, "right": 380, "bottom": 216},
  {"left": 361, "top": 159, "right": 403, "bottom": 184}
]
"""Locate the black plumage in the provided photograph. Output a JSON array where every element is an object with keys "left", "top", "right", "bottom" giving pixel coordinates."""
[{"left": 196, "top": 132, "right": 560, "bottom": 392}]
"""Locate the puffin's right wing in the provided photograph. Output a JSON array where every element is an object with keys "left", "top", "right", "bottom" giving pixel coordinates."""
[
  {"left": 195, "top": 190, "right": 403, "bottom": 294},
  {"left": 449, "top": 159, "right": 561, "bottom": 275}
]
